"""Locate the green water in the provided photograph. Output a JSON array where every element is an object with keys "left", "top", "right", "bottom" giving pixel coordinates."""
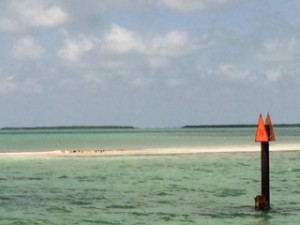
[
  {"left": 0, "top": 127, "right": 299, "bottom": 152},
  {"left": 0, "top": 127, "right": 299, "bottom": 224},
  {"left": 0, "top": 153, "right": 300, "bottom": 224}
]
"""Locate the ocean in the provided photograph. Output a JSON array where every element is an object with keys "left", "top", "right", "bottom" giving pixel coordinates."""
[
  {"left": 0, "top": 127, "right": 300, "bottom": 224},
  {"left": 0, "top": 126, "right": 299, "bottom": 152}
]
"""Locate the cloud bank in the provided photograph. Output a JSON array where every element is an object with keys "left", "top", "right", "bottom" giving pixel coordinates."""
[{"left": 1, "top": 0, "right": 300, "bottom": 127}]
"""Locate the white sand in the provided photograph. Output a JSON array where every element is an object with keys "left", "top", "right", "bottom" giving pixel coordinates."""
[{"left": 0, "top": 144, "right": 299, "bottom": 158}]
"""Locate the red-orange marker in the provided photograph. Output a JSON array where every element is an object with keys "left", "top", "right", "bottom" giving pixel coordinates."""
[
  {"left": 255, "top": 114, "right": 268, "bottom": 142},
  {"left": 265, "top": 113, "right": 276, "bottom": 142}
]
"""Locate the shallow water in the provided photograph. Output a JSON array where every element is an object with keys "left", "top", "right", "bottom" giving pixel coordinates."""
[
  {"left": 0, "top": 152, "right": 299, "bottom": 224},
  {"left": 0, "top": 127, "right": 299, "bottom": 152}
]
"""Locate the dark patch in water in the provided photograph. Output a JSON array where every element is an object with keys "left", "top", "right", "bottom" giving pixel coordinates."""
[
  {"left": 279, "top": 179, "right": 288, "bottom": 182},
  {"left": 9, "top": 176, "right": 43, "bottom": 181},
  {"left": 107, "top": 204, "right": 136, "bottom": 209},
  {"left": 157, "top": 192, "right": 172, "bottom": 196},
  {"left": 180, "top": 187, "right": 197, "bottom": 192},
  {"left": 180, "top": 214, "right": 194, "bottom": 223},
  {"left": 289, "top": 201, "right": 298, "bottom": 205},
  {"left": 78, "top": 178, "right": 95, "bottom": 182},
  {"left": 198, "top": 210, "right": 255, "bottom": 219},
  {"left": 216, "top": 188, "right": 245, "bottom": 197},
  {"left": 168, "top": 184, "right": 179, "bottom": 189},
  {"left": 75, "top": 176, "right": 105, "bottom": 182},
  {"left": 271, "top": 206, "right": 300, "bottom": 216},
  {"left": 151, "top": 176, "right": 164, "bottom": 181},
  {"left": 0, "top": 196, "right": 12, "bottom": 201},
  {"left": 238, "top": 162, "right": 251, "bottom": 167},
  {"left": 58, "top": 175, "right": 69, "bottom": 179},
  {"left": 131, "top": 212, "right": 149, "bottom": 216},
  {"left": 71, "top": 200, "right": 91, "bottom": 206},
  {"left": 251, "top": 178, "right": 260, "bottom": 183},
  {"left": 82, "top": 205, "right": 102, "bottom": 210},
  {"left": 83, "top": 188, "right": 102, "bottom": 192},
  {"left": 197, "top": 204, "right": 300, "bottom": 220},
  {"left": 156, "top": 212, "right": 178, "bottom": 221},
  {"left": 193, "top": 168, "right": 213, "bottom": 173},
  {"left": 47, "top": 206, "right": 72, "bottom": 213},
  {"left": 157, "top": 200, "right": 171, "bottom": 204},
  {"left": 82, "top": 219, "right": 120, "bottom": 224},
  {"left": 28, "top": 177, "right": 43, "bottom": 180}
]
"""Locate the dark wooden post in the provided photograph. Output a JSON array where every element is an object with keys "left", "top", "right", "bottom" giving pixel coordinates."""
[
  {"left": 255, "top": 140, "right": 270, "bottom": 211},
  {"left": 261, "top": 141, "right": 270, "bottom": 208},
  {"left": 254, "top": 114, "right": 274, "bottom": 211}
]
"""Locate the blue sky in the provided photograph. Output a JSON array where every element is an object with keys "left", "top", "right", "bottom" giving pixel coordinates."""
[{"left": 1, "top": 0, "right": 300, "bottom": 128}]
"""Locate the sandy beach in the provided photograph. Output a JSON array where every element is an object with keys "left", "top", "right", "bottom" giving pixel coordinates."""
[{"left": 0, "top": 144, "right": 299, "bottom": 158}]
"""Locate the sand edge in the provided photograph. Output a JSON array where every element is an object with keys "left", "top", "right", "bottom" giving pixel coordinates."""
[{"left": 0, "top": 144, "right": 299, "bottom": 158}]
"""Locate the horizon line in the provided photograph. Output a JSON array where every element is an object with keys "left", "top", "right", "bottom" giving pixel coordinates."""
[{"left": 1, "top": 123, "right": 300, "bottom": 130}]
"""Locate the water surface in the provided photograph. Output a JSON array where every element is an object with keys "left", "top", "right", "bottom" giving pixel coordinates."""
[{"left": 0, "top": 152, "right": 299, "bottom": 224}]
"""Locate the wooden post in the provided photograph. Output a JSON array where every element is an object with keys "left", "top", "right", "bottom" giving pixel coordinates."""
[
  {"left": 262, "top": 124, "right": 270, "bottom": 204},
  {"left": 261, "top": 141, "right": 270, "bottom": 209},
  {"left": 255, "top": 141, "right": 270, "bottom": 211},
  {"left": 254, "top": 114, "right": 275, "bottom": 211}
]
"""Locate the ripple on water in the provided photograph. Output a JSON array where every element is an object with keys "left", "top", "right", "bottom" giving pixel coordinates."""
[{"left": 216, "top": 188, "right": 246, "bottom": 197}]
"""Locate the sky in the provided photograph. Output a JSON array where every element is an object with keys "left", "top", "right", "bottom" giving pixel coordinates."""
[{"left": 1, "top": 0, "right": 300, "bottom": 128}]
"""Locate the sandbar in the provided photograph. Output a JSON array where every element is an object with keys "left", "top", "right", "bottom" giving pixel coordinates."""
[{"left": 0, "top": 144, "right": 299, "bottom": 158}]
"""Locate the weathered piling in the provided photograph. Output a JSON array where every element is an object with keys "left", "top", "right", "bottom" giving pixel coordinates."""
[{"left": 254, "top": 113, "right": 275, "bottom": 211}]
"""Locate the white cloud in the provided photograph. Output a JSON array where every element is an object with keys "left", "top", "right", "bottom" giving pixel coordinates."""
[
  {"left": 88, "top": 24, "right": 191, "bottom": 56},
  {"left": 56, "top": 24, "right": 203, "bottom": 92},
  {"left": 58, "top": 24, "right": 197, "bottom": 72},
  {"left": 10, "top": 37, "right": 45, "bottom": 60},
  {"left": 20, "top": 5, "right": 67, "bottom": 28},
  {"left": 159, "top": 0, "right": 231, "bottom": 12},
  {"left": 0, "top": 64, "right": 43, "bottom": 95},
  {"left": 144, "top": 30, "right": 193, "bottom": 69},
  {"left": 218, "top": 63, "right": 254, "bottom": 81},
  {"left": 58, "top": 35, "right": 95, "bottom": 62},
  {"left": 103, "top": 26, "right": 195, "bottom": 65},
  {"left": 58, "top": 73, "right": 105, "bottom": 91},
  {"left": 257, "top": 37, "right": 300, "bottom": 62},
  {"left": 102, "top": 24, "right": 145, "bottom": 54},
  {"left": 0, "top": 76, "right": 16, "bottom": 93},
  {"left": 265, "top": 69, "right": 282, "bottom": 83},
  {"left": 0, "top": 0, "right": 68, "bottom": 31},
  {"left": 149, "top": 31, "right": 190, "bottom": 57}
]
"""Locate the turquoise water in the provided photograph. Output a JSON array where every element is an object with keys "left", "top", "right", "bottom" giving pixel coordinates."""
[
  {"left": 0, "top": 127, "right": 300, "bottom": 224},
  {"left": 0, "top": 127, "right": 299, "bottom": 152},
  {"left": 0, "top": 153, "right": 300, "bottom": 224}
]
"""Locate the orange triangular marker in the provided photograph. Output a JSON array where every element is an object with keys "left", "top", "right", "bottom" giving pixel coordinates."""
[
  {"left": 265, "top": 113, "right": 276, "bottom": 142},
  {"left": 255, "top": 114, "right": 269, "bottom": 142}
]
